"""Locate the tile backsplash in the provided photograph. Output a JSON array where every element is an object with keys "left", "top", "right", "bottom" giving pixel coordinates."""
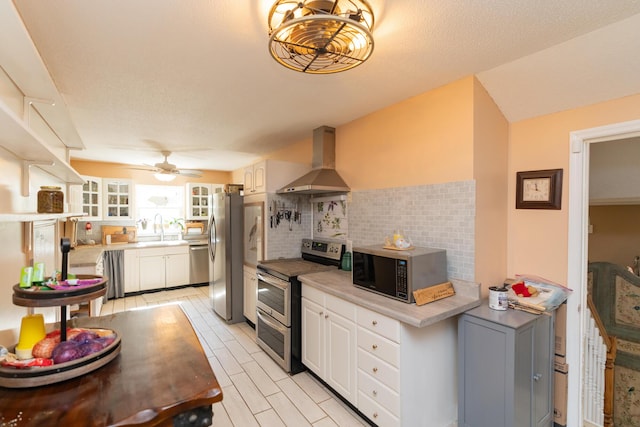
[{"left": 349, "top": 180, "right": 476, "bottom": 281}]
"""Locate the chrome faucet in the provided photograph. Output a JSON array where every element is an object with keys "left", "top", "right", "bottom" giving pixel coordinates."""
[{"left": 153, "top": 213, "right": 164, "bottom": 241}]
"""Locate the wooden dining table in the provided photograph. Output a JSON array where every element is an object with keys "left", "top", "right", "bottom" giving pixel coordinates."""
[{"left": 0, "top": 304, "right": 223, "bottom": 426}]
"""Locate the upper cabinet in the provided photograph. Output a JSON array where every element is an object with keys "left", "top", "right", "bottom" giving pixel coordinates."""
[
  {"left": 186, "top": 183, "right": 223, "bottom": 220},
  {"left": 244, "top": 161, "right": 265, "bottom": 194},
  {"left": 81, "top": 176, "right": 103, "bottom": 220},
  {"left": 243, "top": 160, "right": 310, "bottom": 194},
  {"left": 103, "top": 179, "right": 133, "bottom": 220}
]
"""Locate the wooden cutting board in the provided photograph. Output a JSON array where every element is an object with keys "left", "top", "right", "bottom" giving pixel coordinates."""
[{"left": 102, "top": 226, "right": 137, "bottom": 245}]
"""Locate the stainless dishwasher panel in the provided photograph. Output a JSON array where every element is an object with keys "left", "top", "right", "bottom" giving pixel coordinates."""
[{"left": 189, "top": 244, "right": 210, "bottom": 284}]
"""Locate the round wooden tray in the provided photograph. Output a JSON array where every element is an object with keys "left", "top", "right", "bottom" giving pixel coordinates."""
[
  {"left": 0, "top": 329, "right": 121, "bottom": 388},
  {"left": 12, "top": 275, "right": 107, "bottom": 308}
]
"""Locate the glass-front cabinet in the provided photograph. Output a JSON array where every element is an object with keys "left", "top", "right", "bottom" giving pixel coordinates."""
[
  {"left": 186, "top": 184, "right": 223, "bottom": 220},
  {"left": 186, "top": 184, "right": 211, "bottom": 220},
  {"left": 103, "top": 179, "right": 133, "bottom": 219},
  {"left": 81, "top": 176, "right": 102, "bottom": 220}
]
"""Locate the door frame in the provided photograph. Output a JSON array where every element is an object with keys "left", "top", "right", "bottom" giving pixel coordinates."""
[{"left": 567, "top": 119, "right": 640, "bottom": 425}]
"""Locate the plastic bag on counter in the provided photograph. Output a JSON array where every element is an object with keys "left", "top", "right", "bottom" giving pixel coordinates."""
[{"left": 507, "top": 274, "right": 572, "bottom": 312}]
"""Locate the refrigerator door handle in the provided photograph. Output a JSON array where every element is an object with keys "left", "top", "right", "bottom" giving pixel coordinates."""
[{"left": 208, "top": 211, "right": 217, "bottom": 262}]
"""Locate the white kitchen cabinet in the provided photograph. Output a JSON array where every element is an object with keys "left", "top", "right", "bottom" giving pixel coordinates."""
[
  {"left": 138, "top": 246, "right": 189, "bottom": 291},
  {"left": 186, "top": 183, "right": 223, "bottom": 220},
  {"left": 79, "top": 176, "right": 102, "bottom": 220},
  {"left": 69, "top": 250, "right": 105, "bottom": 316},
  {"left": 356, "top": 306, "right": 401, "bottom": 426},
  {"left": 123, "top": 249, "right": 140, "bottom": 293},
  {"left": 243, "top": 265, "right": 257, "bottom": 324},
  {"left": 243, "top": 159, "right": 310, "bottom": 194},
  {"left": 102, "top": 179, "right": 133, "bottom": 220},
  {"left": 301, "top": 284, "right": 357, "bottom": 405},
  {"left": 165, "top": 247, "right": 189, "bottom": 287},
  {"left": 301, "top": 283, "right": 458, "bottom": 427}
]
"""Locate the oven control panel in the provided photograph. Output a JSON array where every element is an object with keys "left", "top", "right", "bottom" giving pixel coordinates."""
[{"left": 301, "top": 238, "right": 344, "bottom": 261}]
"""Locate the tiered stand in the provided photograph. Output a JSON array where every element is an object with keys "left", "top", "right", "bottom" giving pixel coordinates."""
[{"left": 0, "top": 239, "right": 120, "bottom": 388}]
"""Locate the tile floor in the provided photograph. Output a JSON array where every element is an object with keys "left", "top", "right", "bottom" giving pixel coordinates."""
[{"left": 100, "top": 286, "right": 370, "bottom": 427}]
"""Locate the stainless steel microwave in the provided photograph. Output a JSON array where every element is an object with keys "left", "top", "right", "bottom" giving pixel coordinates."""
[{"left": 352, "top": 245, "right": 447, "bottom": 303}]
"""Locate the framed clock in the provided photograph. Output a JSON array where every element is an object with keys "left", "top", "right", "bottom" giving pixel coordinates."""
[{"left": 516, "top": 169, "right": 563, "bottom": 209}]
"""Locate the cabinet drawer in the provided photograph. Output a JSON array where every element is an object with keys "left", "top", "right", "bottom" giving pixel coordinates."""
[
  {"left": 138, "top": 247, "right": 166, "bottom": 257},
  {"left": 326, "top": 293, "right": 356, "bottom": 322},
  {"left": 357, "top": 348, "right": 399, "bottom": 392},
  {"left": 358, "top": 327, "right": 399, "bottom": 367},
  {"left": 358, "top": 369, "right": 400, "bottom": 416},
  {"left": 358, "top": 391, "right": 399, "bottom": 427},
  {"left": 301, "top": 284, "right": 324, "bottom": 306},
  {"left": 357, "top": 306, "right": 400, "bottom": 343},
  {"left": 164, "top": 245, "right": 188, "bottom": 255}
]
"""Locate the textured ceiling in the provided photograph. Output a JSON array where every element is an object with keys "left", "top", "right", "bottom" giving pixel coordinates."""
[{"left": 11, "top": 0, "right": 640, "bottom": 171}]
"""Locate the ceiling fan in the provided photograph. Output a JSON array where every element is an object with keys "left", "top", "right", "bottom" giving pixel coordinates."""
[{"left": 130, "top": 151, "right": 203, "bottom": 180}]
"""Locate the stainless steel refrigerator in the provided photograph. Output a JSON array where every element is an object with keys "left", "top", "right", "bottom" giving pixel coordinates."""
[{"left": 208, "top": 191, "right": 244, "bottom": 323}]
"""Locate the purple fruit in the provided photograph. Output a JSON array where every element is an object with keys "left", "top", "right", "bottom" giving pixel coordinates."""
[
  {"left": 78, "top": 340, "right": 104, "bottom": 357},
  {"left": 72, "top": 331, "right": 99, "bottom": 343},
  {"left": 51, "top": 340, "right": 82, "bottom": 364}
]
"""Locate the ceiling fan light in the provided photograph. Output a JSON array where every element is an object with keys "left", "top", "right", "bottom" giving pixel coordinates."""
[
  {"left": 154, "top": 173, "right": 176, "bottom": 182},
  {"left": 268, "top": 0, "right": 375, "bottom": 74}
]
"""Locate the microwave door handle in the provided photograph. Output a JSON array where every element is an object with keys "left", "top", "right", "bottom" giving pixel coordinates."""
[{"left": 256, "top": 273, "right": 289, "bottom": 290}]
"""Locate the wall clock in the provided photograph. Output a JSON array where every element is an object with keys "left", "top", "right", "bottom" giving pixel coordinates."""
[{"left": 516, "top": 169, "right": 563, "bottom": 209}]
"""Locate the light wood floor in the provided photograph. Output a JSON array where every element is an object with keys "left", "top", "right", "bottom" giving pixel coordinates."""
[{"left": 100, "top": 286, "right": 369, "bottom": 427}]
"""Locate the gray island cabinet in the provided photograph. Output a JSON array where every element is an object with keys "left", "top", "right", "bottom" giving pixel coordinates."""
[
  {"left": 299, "top": 269, "right": 481, "bottom": 427},
  {"left": 457, "top": 304, "right": 554, "bottom": 427}
]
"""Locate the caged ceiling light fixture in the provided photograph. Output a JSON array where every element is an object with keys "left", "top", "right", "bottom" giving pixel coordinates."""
[{"left": 268, "top": 0, "right": 375, "bottom": 74}]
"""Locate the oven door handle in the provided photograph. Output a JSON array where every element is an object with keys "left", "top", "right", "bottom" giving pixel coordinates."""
[
  {"left": 256, "top": 272, "right": 289, "bottom": 290},
  {"left": 257, "top": 308, "right": 288, "bottom": 334}
]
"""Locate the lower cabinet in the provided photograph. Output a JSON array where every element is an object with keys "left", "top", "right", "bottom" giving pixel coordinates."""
[
  {"left": 301, "top": 285, "right": 358, "bottom": 405},
  {"left": 123, "top": 249, "right": 140, "bottom": 293},
  {"left": 69, "top": 258, "right": 105, "bottom": 316},
  {"left": 458, "top": 305, "right": 554, "bottom": 427},
  {"left": 301, "top": 283, "right": 458, "bottom": 427},
  {"left": 243, "top": 265, "right": 257, "bottom": 324},
  {"left": 126, "top": 246, "right": 189, "bottom": 292}
]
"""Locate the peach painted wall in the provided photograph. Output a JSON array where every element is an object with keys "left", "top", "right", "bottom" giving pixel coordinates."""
[
  {"left": 589, "top": 205, "right": 640, "bottom": 267},
  {"left": 70, "top": 160, "right": 231, "bottom": 185},
  {"left": 336, "top": 77, "right": 475, "bottom": 190},
  {"left": 508, "top": 92, "right": 640, "bottom": 284},
  {"left": 472, "top": 78, "right": 509, "bottom": 291}
]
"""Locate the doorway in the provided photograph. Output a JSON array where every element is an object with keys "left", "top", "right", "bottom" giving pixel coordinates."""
[{"left": 567, "top": 119, "right": 640, "bottom": 426}]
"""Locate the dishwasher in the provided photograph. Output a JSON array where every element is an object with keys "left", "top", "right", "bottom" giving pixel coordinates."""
[{"left": 189, "top": 241, "right": 210, "bottom": 285}]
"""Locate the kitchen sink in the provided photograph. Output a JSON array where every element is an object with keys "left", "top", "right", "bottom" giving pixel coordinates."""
[{"left": 134, "top": 240, "right": 189, "bottom": 248}]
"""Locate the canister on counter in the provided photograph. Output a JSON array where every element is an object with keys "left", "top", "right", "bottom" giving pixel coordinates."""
[
  {"left": 489, "top": 285, "right": 508, "bottom": 310},
  {"left": 37, "top": 186, "right": 64, "bottom": 213},
  {"left": 19, "top": 266, "right": 33, "bottom": 288}
]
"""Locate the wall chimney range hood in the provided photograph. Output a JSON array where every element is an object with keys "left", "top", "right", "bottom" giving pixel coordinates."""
[{"left": 277, "top": 126, "right": 350, "bottom": 195}]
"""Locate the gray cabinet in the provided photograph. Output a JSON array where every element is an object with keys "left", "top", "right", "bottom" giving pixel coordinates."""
[{"left": 458, "top": 305, "right": 554, "bottom": 427}]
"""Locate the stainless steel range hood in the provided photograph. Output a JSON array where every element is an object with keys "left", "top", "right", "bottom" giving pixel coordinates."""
[{"left": 277, "top": 126, "right": 350, "bottom": 195}]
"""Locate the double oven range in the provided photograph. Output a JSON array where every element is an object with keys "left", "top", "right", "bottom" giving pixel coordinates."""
[{"left": 256, "top": 238, "right": 345, "bottom": 374}]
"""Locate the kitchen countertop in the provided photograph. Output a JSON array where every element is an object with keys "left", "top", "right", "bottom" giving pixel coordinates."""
[
  {"left": 69, "top": 240, "right": 200, "bottom": 267},
  {"left": 299, "top": 270, "right": 481, "bottom": 328}
]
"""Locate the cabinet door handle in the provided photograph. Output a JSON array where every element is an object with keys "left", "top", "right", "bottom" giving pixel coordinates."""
[
  {"left": 533, "top": 373, "right": 542, "bottom": 381},
  {"left": 372, "top": 390, "right": 377, "bottom": 396},
  {"left": 372, "top": 367, "right": 378, "bottom": 373},
  {"left": 324, "top": 314, "right": 329, "bottom": 319},
  {"left": 372, "top": 320, "right": 378, "bottom": 326},
  {"left": 319, "top": 311, "right": 323, "bottom": 316},
  {"left": 373, "top": 412, "right": 378, "bottom": 418},
  {"left": 372, "top": 344, "right": 378, "bottom": 350}
]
